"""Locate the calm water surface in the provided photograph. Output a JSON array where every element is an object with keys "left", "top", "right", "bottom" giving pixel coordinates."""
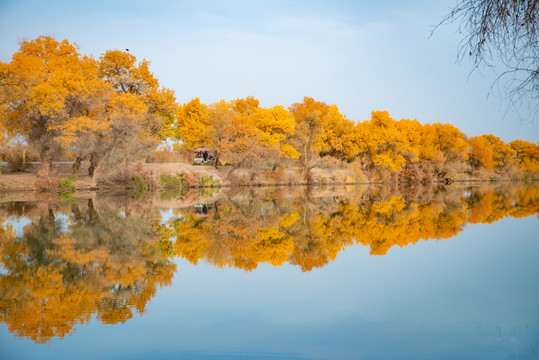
[{"left": 0, "top": 184, "right": 538, "bottom": 359}]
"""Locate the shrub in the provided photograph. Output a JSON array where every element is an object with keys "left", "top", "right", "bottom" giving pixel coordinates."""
[
  {"left": 58, "top": 175, "right": 77, "bottom": 192},
  {"left": 181, "top": 171, "right": 199, "bottom": 187},
  {"left": 59, "top": 191, "right": 77, "bottom": 203},
  {"left": 158, "top": 189, "right": 185, "bottom": 200},
  {"left": 1, "top": 144, "right": 38, "bottom": 172},
  {"left": 128, "top": 188, "right": 149, "bottom": 201},
  {"left": 128, "top": 174, "right": 151, "bottom": 190},
  {"left": 400, "top": 165, "right": 422, "bottom": 184},
  {"left": 127, "top": 171, "right": 156, "bottom": 191},
  {"left": 158, "top": 174, "right": 189, "bottom": 199},
  {"left": 35, "top": 176, "right": 59, "bottom": 192},
  {"left": 199, "top": 187, "right": 219, "bottom": 198},
  {"left": 199, "top": 175, "right": 220, "bottom": 187},
  {"left": 159, "top": 173, "right": 188, "bottom": 189}
]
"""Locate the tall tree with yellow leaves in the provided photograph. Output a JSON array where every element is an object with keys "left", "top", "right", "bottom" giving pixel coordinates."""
[
  {"left": 510, "top": 140, "right": 539, "bottom": 174},
  {"left": 0, "top": 36, "right": 110, "bottom": 177},
  {"left": 0, "top": 37, "right": 177, "bottom": 182},
  {"left": 77, "top": 49, "right": 178, "bottom": 180},
  {"left": 289, "top": 97, "right": 345, "bottom": 181}
]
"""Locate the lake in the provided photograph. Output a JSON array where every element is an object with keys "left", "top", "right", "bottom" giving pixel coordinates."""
[{"left": 0, "top": 183, "right": 538, "bottom": 359}]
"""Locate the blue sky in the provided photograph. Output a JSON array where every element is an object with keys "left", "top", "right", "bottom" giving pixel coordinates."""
[{"left": 1, "top": 0, "right": 537, "bottom": 142}]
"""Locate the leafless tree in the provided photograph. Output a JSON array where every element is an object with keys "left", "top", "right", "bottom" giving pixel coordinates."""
[{"left": 435, "top": 0, "right": 539, "bottom": 120}]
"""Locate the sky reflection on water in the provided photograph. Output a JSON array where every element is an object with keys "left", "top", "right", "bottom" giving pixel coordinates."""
[{"left": 0, "top": 184, "right": 538, "bottom": 359}]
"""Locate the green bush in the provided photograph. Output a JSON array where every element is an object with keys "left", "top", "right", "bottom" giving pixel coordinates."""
[
  {"left": 128, "top": 188, "right": 149, "bottom": 201},
  {"left": 158, "top": 189, "right": 185, "bottom": 200},
  {"left": 128, "top": 174, "right": 151, "bottom": 190},
  {"left": 199, "top": 187, "right": 219, "bottom": 198},
  {"left": 59, "top": 191, "right": 77, "bottom": 203},
  {"left": 159, "top": 173, "right": 188, "bottom": 188},
  {"left": 58, "top": 175, "right": 77, "bottom": 192},
  {"left": 199, "top": 175, "right": 220, "bottom": 187}
]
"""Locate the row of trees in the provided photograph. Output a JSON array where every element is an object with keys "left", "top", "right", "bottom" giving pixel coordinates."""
[
  {"left": 175, "top": 96, "right": 538, "bottom": 180},
  {"left": 1, "top": 36, "right": 537, "bottom": 183}
]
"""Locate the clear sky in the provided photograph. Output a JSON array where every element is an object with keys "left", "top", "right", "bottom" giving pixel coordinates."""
[{"left": 0, "top": 0, "right": 537, "bottom": 142}]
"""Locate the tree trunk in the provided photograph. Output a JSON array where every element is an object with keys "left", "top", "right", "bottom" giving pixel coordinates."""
[
  {"left": 71, "top": 204, "right": 82, "bottom": 221},
  {"left": 213, "top": 201, "right": 220, "bottom": 220},
  {"left": 88, "top": 199, "right": 98, "bottom": 223},
  {"left": 37, "top": 146, "right": 53, "bottom": 178},
  {"left": 214, "top": 150, "right": 219, "bottom": 169},
  {"left": 91, "top": 163, "right": 101, "bottom": 185},
  {"left": 72, "top": 156, "right": 82, "bottom": 175},
  {"left": 88, "top": 153, "right": 98, "bottom": 176},
  {"left": 88, "top": 153, "right": 101, "bottom": 186},
  {"left": 47, "top": 208, "right": 56, "bottom": 225}
]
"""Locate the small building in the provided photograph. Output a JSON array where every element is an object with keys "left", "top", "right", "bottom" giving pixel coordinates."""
[{"left": 194, "top": 148, "right": 209, "bottom": 163}]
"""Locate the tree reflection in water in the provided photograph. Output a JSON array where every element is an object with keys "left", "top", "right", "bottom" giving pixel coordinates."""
[
  {"left": 0, "top": 183, "right": 537, "bottom": 343},
  {"left": 0, "top": 198, "right": 176, "bottom": 343},
  {"left": 161, "top": 184, "right": 538, "bottom": 270}
]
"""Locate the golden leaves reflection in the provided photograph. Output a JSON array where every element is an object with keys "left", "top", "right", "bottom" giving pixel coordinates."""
[
  {"left": 0, "top": 199, "right": 176, "bottom": 343},
  {"left": 162, "top": 185, "right": 537, "bottom": 271},
  {"left": 0, "top": 184, "right": 537, "bottom": 343}
]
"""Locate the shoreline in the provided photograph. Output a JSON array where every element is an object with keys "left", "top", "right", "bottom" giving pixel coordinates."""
[{"left": 1, "top": 162, "right": 537, "bottom": 193}]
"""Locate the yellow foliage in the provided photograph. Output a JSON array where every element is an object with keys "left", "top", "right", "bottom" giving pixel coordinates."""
[
  {"left": 469, "top": 134, "right": 516, "bottom": 170},
  {"left": 280, "top": 212, "right": 300, "bottom": 228},
  {"left": 482, "top": 134, "right": 516, "bottom": 169},
  {"left": 1, "top": 184, "right": 537, "bottom": 344},
  {"left": 0, "top": 36, "right": 177, "bottom": 178},
  {"left": 0, "top": 203, "right": 176, "bottom": 343},
  {"left": 232, "top": 96, "right": 260, "bottom": 114},
  {"left": 0, "top": 36, "right": 110, "bottom": 146},
  {"left": 1, "top": 35, "right": 534, "bottom": 179},
  {"left": 510, "top": 140, "right": 539, "bottom": 173},
  {"left": 162, "top": 184, "right": 538, "bottom": 269},
  {"left": 361, "top": 111, "right": 412, "bottom": 171},
  {"left": 175, "top": 97, "right": 298, "bottom": 165},
  {"left": 469, "top": 136, "right": 495, "bottom": 169}
]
